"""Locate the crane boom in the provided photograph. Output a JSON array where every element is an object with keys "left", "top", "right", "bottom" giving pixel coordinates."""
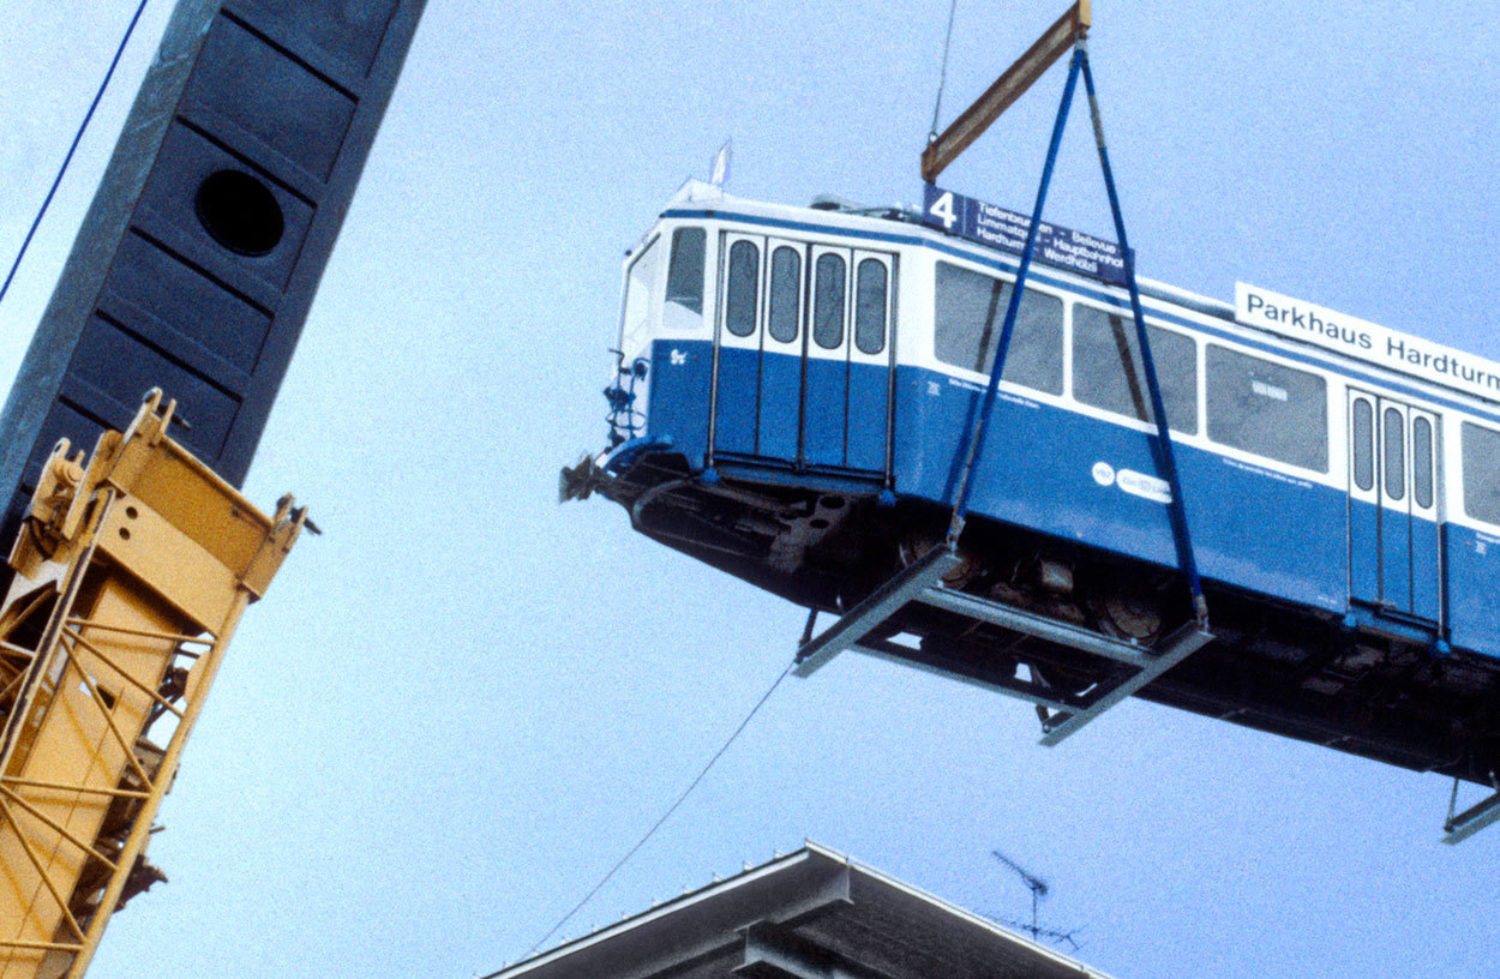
[{"left": 0, "top": 391, "right": 305, "bottom": 979}]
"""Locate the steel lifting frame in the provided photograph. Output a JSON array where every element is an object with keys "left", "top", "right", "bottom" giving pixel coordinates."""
[
  {"left": 1442, "top": 778, "right": 1500, "bottom": 845},
  {"left": 0, "top": 392, "right": 305, "bottom": 979},
  {"left": 797, "top": 27, "right": 1212, "bottom": 745}
]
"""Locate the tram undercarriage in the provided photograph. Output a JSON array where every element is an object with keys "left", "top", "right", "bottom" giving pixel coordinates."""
[{"left": 574, "top": 452, "right": 1500, "bottom": 793}]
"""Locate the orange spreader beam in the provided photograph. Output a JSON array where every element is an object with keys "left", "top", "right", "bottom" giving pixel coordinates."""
[{"left": 921, "top": 0, "right": 1090, "bottom": 183}]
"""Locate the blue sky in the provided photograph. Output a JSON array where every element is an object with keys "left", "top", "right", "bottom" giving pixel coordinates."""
[{"left": 2, "top": 3, "right": 1497, "bottom": 977}]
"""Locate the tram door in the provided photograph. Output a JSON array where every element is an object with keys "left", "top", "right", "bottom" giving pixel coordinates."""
[
  {"left": 803, "top": 247, "right": 895, "bottom": 472},
  {"left": 712, "top": 234, "right": 765, "bottom": 458},
  {"left": 712, "top": 234, "right": 894, "bottom": 474},
  {"left": 1347, "top": 389, "right": 1440, "bottom": 620},
  {"left": 757, "top": 239, "right": 807, "bottom": 460}
]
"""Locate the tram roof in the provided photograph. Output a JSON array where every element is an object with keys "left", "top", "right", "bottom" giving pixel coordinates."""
[{"left": 655, "top": 181, "right": 1500, "bottom": 415}]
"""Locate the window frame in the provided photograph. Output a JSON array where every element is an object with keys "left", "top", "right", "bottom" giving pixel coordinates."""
[
  {"left": 767, "top": 244, "right": 803, "bottom": 344},
  {"left": 724, "top": 238, "right": 760, "bottom": 339},
  {"left": 619, "top": 232, "right": 662, "bottom": 350},
  {"left": 854, "top": 256, "right": 889, "bottom": 355},
  {"left": 665, "top": 226, "right": 707, "bottom": 318},
  {"left": 813, "top": 251, "right": 847, "bottom": 352},
  {"left": 1461, "top": 420, "right": 1500, "bottom": 526}
]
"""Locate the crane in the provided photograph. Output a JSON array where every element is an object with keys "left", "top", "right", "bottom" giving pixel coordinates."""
[{"left": 0, "top": 1, "right": 427, "bottom": 973}]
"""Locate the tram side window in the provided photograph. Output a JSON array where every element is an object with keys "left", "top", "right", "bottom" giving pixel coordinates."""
[
  {"left": 1206, "top": 345, "right": 1327, "bottom": 472},
  {"left": 769, "top": 246, "right": 801, "bottom": 343},
  {"left": 1351, "top": 399, "right": 1374, "bottom": 491},
  {"left": 855, "top": 258, "right": 887, "bottom": 355},
  {"left": 1072, "top": 305, "right": 1198, "bottom": 434},
  {"left": 934, "top": 261, "right": 1063, "bottom": 394},
  {"left": 725, "top": 240, "right": 759, "bottom": 338},
  {"left": 621, "top": 235, "right": 661, "bottom": 348},
  {"left": 1461, "top": 422, "right": 1500, "bottom": 524},
  {"left": 1413, "top": 416, "right": 1434, "bottom": 509},
  {"left": 1383, "top": 407, "right": 1406, "bottom": 501},
  {"left": 814, "top": 254, "right": 846, "bottom": 350}
]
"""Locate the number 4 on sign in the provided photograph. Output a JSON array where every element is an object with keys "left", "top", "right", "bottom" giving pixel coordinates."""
[{"left": 929, "top": 190, "right": 957, "bottom": 230}]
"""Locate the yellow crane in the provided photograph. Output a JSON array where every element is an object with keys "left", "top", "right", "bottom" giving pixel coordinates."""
[{"left": 0, "top": 392, "right": 305, "bottom": 979}]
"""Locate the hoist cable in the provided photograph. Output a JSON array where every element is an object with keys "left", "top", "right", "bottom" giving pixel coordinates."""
[
  {"left": 928, "top": 0, "right": 960, "bottom": 144},
  {"left": 0, "top": 0, "right": 152, "bottom": 310},
  {"left": 492, "top": 659, "right": 794, "bottom": 975}
]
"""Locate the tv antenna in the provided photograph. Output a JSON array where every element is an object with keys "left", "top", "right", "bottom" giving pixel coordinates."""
[{"left": 990, "top": 849, "right": 1083, "bottom": 950}]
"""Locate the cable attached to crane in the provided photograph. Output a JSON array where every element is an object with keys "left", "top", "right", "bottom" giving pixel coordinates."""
[
  {"left": 492, "top": 658, "right": 793, "bottom": 975},
  {"left": 927, "top": 0, "right": 960, "bottom": 145},
  {"left": 0, "top": 0, "right": 152, "bottom": 310}
]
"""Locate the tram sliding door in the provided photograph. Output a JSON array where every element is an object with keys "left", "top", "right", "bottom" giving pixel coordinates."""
[
  {"left": 712, "top": 234, "right": 894, "bottom": 475},
  {"left": 757, "top": 239, "right": 806, "bottom": 461},
  {"left": 802, "top": 247, "right": 895, "bottom": 472},
  {"left": 845, "top": 251, "right": 894, "bottom": 473},
  {"left": 711, "top": 234, "right": 812, "bottom": 464},
  {"left": 1347, "top": 389, "right": 1440, "bottom": 621},
  {"left": 713, "top": 234, "right": 763, "bottom": 458},
  {"left": 803, "top": 247, "right": 851, "bottom": 468}
]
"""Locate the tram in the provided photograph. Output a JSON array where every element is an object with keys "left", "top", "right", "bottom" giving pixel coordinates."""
[{"left": 563, "top": 178, "right": 1500, "bottom": 791}]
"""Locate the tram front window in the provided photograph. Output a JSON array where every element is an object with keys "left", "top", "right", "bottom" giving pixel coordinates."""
[
  {"left": 622, "top": 235, "right": 661, "bottom": 349},
  {"left": 664, "top": 227, "right": 705, "bottom": 331}
]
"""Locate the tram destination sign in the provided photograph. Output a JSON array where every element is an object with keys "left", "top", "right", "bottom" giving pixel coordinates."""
[
  {"left": 1237, "top": 283, "right": 1500, "bottom": 403},
  {"left": 921, "top": 184, "right": 1131, "bottom": 287}
]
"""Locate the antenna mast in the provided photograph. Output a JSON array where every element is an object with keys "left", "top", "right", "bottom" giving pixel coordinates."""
[{"left": 990, "top": 849, "right": 1081, "bottom": 949}]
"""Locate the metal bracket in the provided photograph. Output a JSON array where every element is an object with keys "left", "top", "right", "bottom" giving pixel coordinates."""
[
  {"left": 793, "top": 546, "right": 963, "bottom": 678},
  {"left": 1034, "top": 619, "right": 1213, "bottom": 745},
  {"left": 794, "top": 545, "right": 1212, "bottom": 745},
  {"left": 1443, "top": 787, "right": 1500, "bottom": 845}
]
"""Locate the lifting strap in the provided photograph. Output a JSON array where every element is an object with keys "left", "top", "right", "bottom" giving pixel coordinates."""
[{"left": 942, "top": 40, "right": 1209, "bottom": 623}]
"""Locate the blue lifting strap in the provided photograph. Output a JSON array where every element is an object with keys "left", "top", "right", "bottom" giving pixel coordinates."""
[{"left": 944, "top": 41, "right": 1208, "bottom": 622}]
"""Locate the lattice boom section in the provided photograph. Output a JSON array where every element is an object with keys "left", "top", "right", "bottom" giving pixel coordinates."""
[{"left": 0, "top": 394, "right": 303, "bottom": 979}]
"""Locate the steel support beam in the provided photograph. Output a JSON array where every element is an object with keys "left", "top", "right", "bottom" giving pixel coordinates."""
[
  {"left": 1443, "top": 791, "right": 1500, "bottom": 845},
  {"left": 921, "top": 1, "right": 1091, "bottom": 182},
  {"left": 918, "top": 586, "right": 1161, "bottom": 666},
  {"left": 796, "top": 548, "right": 1214, "bottom": 747},
  {"left": 793, "top": 547, "right": 962, "bottom": 677},
  {"left": 1038, "top": 621, "right": 1213, "bottom": 746}
]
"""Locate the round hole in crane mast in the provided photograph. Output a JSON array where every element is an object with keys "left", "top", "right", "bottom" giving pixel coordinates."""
[{"left": 194, "top": 169, "right": 284, "bottom": 256}]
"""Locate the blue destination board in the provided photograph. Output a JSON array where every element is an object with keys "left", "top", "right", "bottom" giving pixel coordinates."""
[{"left": 921, "top": 184, "right": 1131, "bottom": 287}]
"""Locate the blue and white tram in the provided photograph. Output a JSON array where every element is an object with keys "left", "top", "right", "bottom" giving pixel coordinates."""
[{"left": 565, "top": 179, "right": 1500, "bottom": 787}]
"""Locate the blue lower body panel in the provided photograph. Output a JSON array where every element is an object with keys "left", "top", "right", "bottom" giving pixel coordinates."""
[
  {"left": 647, "top": 339, "right": 712, "bottom": 469},
  {"left": 802, "top": 358, "right": 848, "bottom": 468},
  {"left": 1381, "top": 509, "right": 1413, "bottom": 613},
  {"left": 1350, "top": 499, "right": 1380, "bottom": 605},
  {"left": 846, "top": 360, "right": 889, "bottom": 473},
  {"left": 1411, "top": 518, "right": 1441, "bottom": 621},
  {"left": 758, "top": 348, "right": 801, "bottom": 460},
  {"left": 714, "top": 346, "right": 759, "bottom": 457},
  {"left": 1445, "top": 525, "right": 1500, "bottom": 658},
  {"left": 890, "top": 365, "right": 1346, "bottom": 613},
  {"left": 641, "top": 352, "right": 1500, "bottom": 660}
]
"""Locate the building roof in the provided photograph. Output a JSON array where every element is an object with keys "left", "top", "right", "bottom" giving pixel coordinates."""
[{"left": 491, "top": 841, "right": 1116, "bottom": 979}]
